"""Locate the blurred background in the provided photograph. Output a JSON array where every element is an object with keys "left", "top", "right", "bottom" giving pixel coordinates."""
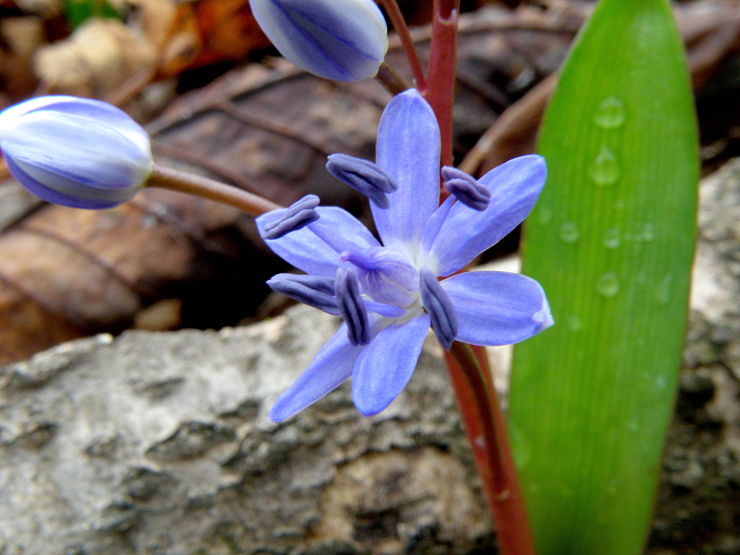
[{"left": 0, "top": 0, "right": 736, "bottom": 364}]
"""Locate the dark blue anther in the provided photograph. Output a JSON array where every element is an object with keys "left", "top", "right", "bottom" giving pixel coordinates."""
[
  {"left": 262, "top": 194, "right": 320, "bottom": 239},
  {"left": 267, "top": 273, "right": 339, "bottom": 315},
  {"left": 335, "top": 267, "right": 371, "bottom": 345},
  {"left": 326, "top": 154, "right": 398, "bottom": 209},
  {"left": 442, "top": 166, "right": 491, "bottom": 211},
  {"left": 419, "top": 268, "right": 458, "bottom": 350}
]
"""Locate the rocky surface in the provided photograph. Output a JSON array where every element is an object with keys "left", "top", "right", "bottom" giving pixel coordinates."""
[
  {"left": 0, "top": 159, "right": 738, "bottom": 554},
  {"left": 0, "top": 307, "right": 491, "bottom": 554}
]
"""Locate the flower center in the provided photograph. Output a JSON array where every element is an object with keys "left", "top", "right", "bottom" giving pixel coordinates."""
[{"left": 341, "top": 247, "right": 419, "bottom": 308}]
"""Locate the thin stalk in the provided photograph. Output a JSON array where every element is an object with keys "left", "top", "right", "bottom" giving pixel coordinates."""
[
  {"left": 424, "top": 0, "right": 459, "bottom": 166},
  {"left": 447, "top": 343, "right": 536, "bottom": 555},
  {"left": 376, "top": 62, "right": 411, "bottom": 96},
  {"left": 378, "top": 0, "right": 427, "bottom": 90},
  {"left": 147, "top": 164, "right": 281, "bottom": 216}
]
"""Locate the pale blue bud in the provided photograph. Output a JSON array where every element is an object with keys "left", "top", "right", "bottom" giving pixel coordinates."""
[
  {"left": 249, "top": 0, "right": 388, "bottom": 81},
  {"left": 0, "top": 96, "right": 152, "bottom": 209}
]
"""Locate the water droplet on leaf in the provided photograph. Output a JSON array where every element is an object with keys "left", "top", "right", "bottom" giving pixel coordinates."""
[
  {"left": 597, "top": 272, "right": 620, "bottom": 297},
  {"left": 567, "top": 315, "right": 583, "bottom": 331},
  {"left": 509, "top": 424, "right": 530, "bottom": 470},
  {"left": 536, "top": 206, "right": 552, "bottom": 225},
  {"left": 603, "top": 227, "right": 621, "bottom": 248},
  {"left": 589, "top": 146, "right": 619, "bottom": 186},
  {"left": 637, "top": 222, "right": 656, "bottom": 242},
  {"left": 656, "top": 274, "right": 673, "bottom": 304},
  {"left": 594, "top": 96, "right": 626, "bottom": 128},
  {"left": 559, "top": 222, "right": 580, "bottom": 243}
]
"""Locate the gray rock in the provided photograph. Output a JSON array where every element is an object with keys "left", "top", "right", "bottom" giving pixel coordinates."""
[{"left": 0, "top": 307, "right": 489, "bottom": 554}]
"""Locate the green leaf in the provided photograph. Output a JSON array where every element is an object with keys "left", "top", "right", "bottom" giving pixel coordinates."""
[
  {"left": 64, "top": 0, "right": 121, "bottom": 28},
  {"left": 508, "top": 0, "right": 698, "bottom": 553}
]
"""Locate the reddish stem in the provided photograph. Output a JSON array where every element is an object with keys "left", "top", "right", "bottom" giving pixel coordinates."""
[
  {"left": 446, "top": 344, "right": 536, "bottom": 555},
  {"left": 378, "top": 0, "right": 427, "bottom": 90},
  {"left": 147, "top": 164, "right": 281, "bottom": 216},
  {"left": 424, "top": 0, "right": 459, "bottom": 166}
]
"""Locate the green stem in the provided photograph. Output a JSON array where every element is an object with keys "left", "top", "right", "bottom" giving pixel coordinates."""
[
  {"left": 447, "top": 343, "right": 536, "bottom": 555},
  {"left": 378, "top": 0, "right": 427, "bottom": 90},
  {"left": 146, "top": 164, "right": 281, "bottom": 216}
]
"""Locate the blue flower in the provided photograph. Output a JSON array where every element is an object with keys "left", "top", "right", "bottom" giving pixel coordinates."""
[
  {"left": 0, "top": 95, "right": 152, "bottom": 209},
  {"left": 249, "top": 0, "right": 388, "bottom": 81},
  {"left": 258, "top": 89, "right": 553, "bottom": 421}
]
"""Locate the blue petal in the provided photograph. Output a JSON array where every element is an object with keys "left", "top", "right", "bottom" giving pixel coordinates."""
[
  {"left": 351, "top": 314, "right": 430, "bottom": 416},
  {"left": 0, "top": 110, "right": 151, "bottom": 189},
  {"left": 373, "top": 90, "right": 440, "bottom": 252},
  {"left": 249, "top": 0, "right": 388, "bottom": 81},
  {"left": 427, "top": 155, "right": 546, "bottom": 276},
  {"left": 257, "top": 205, "right": 379, "bottom": 277},
  {"left": 0, "top": 96, "right": 149, "bottom": 152},
  {"left": 269, "top": 323, "right": 363, "bottom": 422},
  {"left": 5, "top": 157, "right": 126, "bottom": 209},
  {"left": 441, "top": 271, "right": 553, "bottom": 346}
]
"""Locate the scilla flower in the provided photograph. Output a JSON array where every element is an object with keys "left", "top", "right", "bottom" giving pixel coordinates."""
[
  {"left": 258, "top": 89, "right": 553, "bottom": 421},
  {"left": 0, "top": 96, "right": 152, "bottom": 209},
  {"left": 249, "top": 0, "right": 388, "bottom": 81}
]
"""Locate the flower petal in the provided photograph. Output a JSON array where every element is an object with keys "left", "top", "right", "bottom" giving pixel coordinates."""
[
  {"left": 373, "top": 90, "right": 440, "bottom": 252},
  {"left": 441, "top": 271, "right": 553, "bottom": 346},
  {"left": 1, "top": 110, "right": 151, "bottom": 188},
  {"left": 352, "top": 313, "right": 430, "bottom": 416},
  {"left": 257, "top": 205, "right": 380, "bottom": 277},
  {"left": 0, "top": 95, "right": 149, "bottom": 152},
  {"left": 249, "top": 0, "right": 388, "bottom": 81},
  {"left": 428, "top": 155, "right": 546, "bottom": 276},
  {"left": 269, "top": 323, "right": 363, "bottom": 422},
  {"left": 5, "top": 157, "right": 128, "bottom": 209}
]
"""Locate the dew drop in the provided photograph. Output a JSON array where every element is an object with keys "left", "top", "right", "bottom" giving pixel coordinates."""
[
  {"left": 594, "top": 96, "right": 626, "bottom": 129},
  {"left": 655, "top": 375, "right": 667, "bottom": 390},
  {"left": 509, "top": 424, "right": 530, "bottom": 470},
  {"left": 567, "top": 315, "right": 583, "bottom": 331},
  {"left": 627, "top": 418, "right": 640, "bottom": 432},
  {"left": 536, "top": 205, "right": 552, "bottom": 225},
  {"left": 603, "top": 227, "right": 621, "bottom": 249},
  {"left": 597, "top": 272, "right": 620, "bottom": 297},
  {"left": 589, "top": 146, "right": 620, "bottom": 186},
  {"left": 656, "top": 274, "right": 673, "bottom": 305},
  {"left": 559, "top": 222, "right": 580, "bottom": 243},
  {"left": 637, "top": 222, "right": 656, "bottom": 242},
  {"left": 605, "top": 482, "right": 619, "bottom": 497}
]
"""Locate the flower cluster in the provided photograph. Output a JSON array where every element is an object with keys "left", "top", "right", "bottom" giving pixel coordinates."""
[
  {"left": 258, "top": 89, "right": 552, "bottom": 421},
  {"left": 0, "top": 96, "right": 152, "bottom": 209}
]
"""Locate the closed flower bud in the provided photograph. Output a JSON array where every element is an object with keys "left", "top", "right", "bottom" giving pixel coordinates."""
[
  {"left": 249, "top": 0, "right": 388, "bottom": 81},
  {"left": 0, "top": 95, "right": 152, "bottom": 209}
]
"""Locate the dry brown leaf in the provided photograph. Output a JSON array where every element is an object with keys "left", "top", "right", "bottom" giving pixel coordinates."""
[{"left": 33, "top": 18, "right": 156, "bottom": 97}]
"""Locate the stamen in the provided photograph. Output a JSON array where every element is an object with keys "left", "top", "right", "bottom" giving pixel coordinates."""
[
  {"left": 326, "top": 153, "right": 398, "bottom": 209},
  {"left": 261, "top": 194, "right": 320, "bottom": 239},
  {"left": 419, "top": 268, "right": 458, "bottom": 350},
  {"left": 267, "top": 273, "right": 339, "bottom": 314},
  {"left": 335, "top": 267, "right": 371, "bottom": 345},
  {"left": 442, "top": 166, "right": 491, "bottom": 211}
]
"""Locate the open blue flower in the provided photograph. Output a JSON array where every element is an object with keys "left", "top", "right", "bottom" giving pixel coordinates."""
[{"left": 258, "top": 89, "right": 552, "bottom": 421}]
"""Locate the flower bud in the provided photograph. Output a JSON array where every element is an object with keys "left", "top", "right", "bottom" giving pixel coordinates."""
[
  {"left": 249, "top": 0, "right": 388, "bottom": 82},
  {"left": 0, "top": 95, "right": 152, "bottom": 209}
]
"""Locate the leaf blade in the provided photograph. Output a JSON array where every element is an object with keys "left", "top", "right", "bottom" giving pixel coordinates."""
[{"left": 508, "top": 0, "right": 699, "bottom": 553}]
